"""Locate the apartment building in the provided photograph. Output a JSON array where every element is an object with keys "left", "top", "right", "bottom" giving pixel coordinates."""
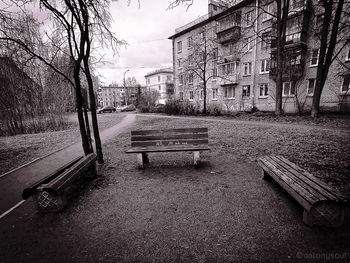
[
  {"left": 97, "top": 85, "right": 140, "bottom": 107},
  {"left": 145, "top": 68, "right": 174, "bottom": 105},
  {"left": 169, "top": 0, "right": 350, "bottom": 113}
]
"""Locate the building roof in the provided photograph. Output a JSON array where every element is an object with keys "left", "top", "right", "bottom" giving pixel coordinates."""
[
  {"left": 144, "top": 68, "right": 173, "bottom": 78},
  {"left": 168, "top": 0, "right": 254, "bottom": 40}
]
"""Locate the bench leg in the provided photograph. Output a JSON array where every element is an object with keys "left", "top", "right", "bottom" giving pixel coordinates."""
[
  {"left": 142, "top": 153, "right": 149, "bottom": 164},
  {"left": 137, "top": 153, "right": 144, "bottom": 169},
  {"left": 262, "top": 169, "right": 269, "bottom": 179},
  {"left": 193, "top": 151, "right": 200, "bottom": 167},
  {"left": 303, "top": 203, "right": 344, "bottom": 227}
]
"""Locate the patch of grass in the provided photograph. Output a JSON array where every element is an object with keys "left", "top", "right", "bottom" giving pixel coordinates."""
[{"left": 0, "top": 113, "right": 127, "bottom": 174}]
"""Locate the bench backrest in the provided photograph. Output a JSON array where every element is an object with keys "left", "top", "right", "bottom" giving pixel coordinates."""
[{"left": 131, "top": 128, "right": 208, "bottom": 148}]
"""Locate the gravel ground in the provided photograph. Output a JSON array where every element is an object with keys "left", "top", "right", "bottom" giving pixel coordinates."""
[
  {"left": 0, "top": 114, "right": 349, "bottom": 263},
  {"left": 0, "top": 112, "right": 127, "bottom": 174}
]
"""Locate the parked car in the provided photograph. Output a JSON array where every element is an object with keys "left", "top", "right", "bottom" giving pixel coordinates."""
[
  {"left": 121, "top": 104, "right": 136, "bottom": 112},
  {"left": 97, "top": 106, "right": 116, "bottom": 114}
]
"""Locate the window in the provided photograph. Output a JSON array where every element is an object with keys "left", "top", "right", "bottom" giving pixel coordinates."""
[
  {"left": 177, "top": 58, "right": 182, "bottom": 69},
  {"left": 262, "top": 3, "right": 273, "bottom": 22},
  {"left": 189, "top": 91, "right": 194, "bottom": 100},
  {"left": 158, "top": 85, "right": 161, "bottom": 91},
  {"left": 179, "top": 91, "right": 184, "bottom": 100},
  {"left": 187, "top": 36, "right": 193, "bottom": 49},
  {"left": 341, "top": 76, "right": 350, "bottom": 93},
  {"left": 147, "top": 79, "right": 150, "bottom": 84},
  {"left": 158, "top": 76, "right": 161, "bottom": 82},
  {"left": 259, "top": 84, "right": 268, "bottom": 97},
  {"left": 220, "top": 61, "right": 239, "bottom": 75},
  {"left": 212, "top": 88, "right": 218, "bottom": 100},
  {"left": 346, "top": 45, "right": 350, "bottom": 61},
  {"left": 188, "top": 72, "right": 194, "bottom": 84},
  {"left": 179, "top": 74, "right": 183, "bottom": 86},
  {"left": 290, "top": 54, "right": 301, "bottom": 65},
  {"left": 246, "top": 37, "right": 253, "bottom": 52},
  {"left": 260, "top": 59, "right": 270, "bottom": 73},
  {"left": 283, "top": 82, "right": 296, "bottom": 96},
  {"left": 212, "top": 62, "right": 217, "bottom": 79},
  {"left": 212, "top": 48, "right": 218, "bottom": 60},
  {"left": 310, "top": 49, "right": 319, "bottom": 66},
  {"left": 177, "top": 41, "right": 182, "bottom": 53},
  {"left": 243, "top": 62, "right": 252, "bottom": 75},
  {"left": 307, "top": 79, "right": 315, "bottom": 95},
  {"left": 224, "top": 86, "right": 235, "bottom": 98},
  {"left": 229, "top": 43, "right": 235, "bottom": 54},
  {"left": 245, "top": 10, "right": 254, "bottom": 27},
  {"left": 261, "top": 32, "right": 270, "bottom": 49},
  {"left": 242, "top": 85, "right": 251, "bottom": 97},
  {"left": 166, "top": 75, "right": 172, "bottom": 81}
]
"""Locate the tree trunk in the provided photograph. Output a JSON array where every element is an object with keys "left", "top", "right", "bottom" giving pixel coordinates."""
[
  {"left": 311, "top": 0, "right": 344, "bottom": 118},
  {"left": 74, "top": 59, "right": 92, "bottom": 155},
  {"left": 83, "top": 56, "right": 104, "bottom": 164},
  {"left": 203, "top": 82, "right": 207, "bottom": 115}
]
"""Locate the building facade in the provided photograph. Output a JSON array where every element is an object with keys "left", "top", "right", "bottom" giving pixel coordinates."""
[
  {"left": 169, "top": 0, "right": 350, "bottom": 113},
  {"left": 145, "top": 68, "right": 174, "bottom": 105},
  {"left": 97, "top": 85, "right": 141, "bottom": 107}
]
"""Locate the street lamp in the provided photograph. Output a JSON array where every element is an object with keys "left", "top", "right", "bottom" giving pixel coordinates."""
[{"left": 123, "top": 69, "right": 129, "bottom": 106}]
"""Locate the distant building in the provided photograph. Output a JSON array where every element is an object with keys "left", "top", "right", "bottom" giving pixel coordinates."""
[
  {"left": 97, "top": 85, "right": 143, "bottom": 107},
  {"left": 169, "top": 0, "right": 350, "bottom": 113},
  {"left": 145, "top": 68, "right": 174, "bottom": 105}
]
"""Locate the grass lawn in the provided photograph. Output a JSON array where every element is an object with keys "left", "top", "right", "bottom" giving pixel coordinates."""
[
  {"left": 1, "top": 114, "right": 348, "bottom": 263},
  {"left": 0, "top": 112, "right": 127, "bottom": 174}
]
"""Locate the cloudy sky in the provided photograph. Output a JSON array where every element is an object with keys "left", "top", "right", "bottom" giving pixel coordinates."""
[{"left": 98, "top": 0, "right": 208, "bottom": 86}]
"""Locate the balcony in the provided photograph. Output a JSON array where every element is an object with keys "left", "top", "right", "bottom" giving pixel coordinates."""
[
  {"left": 217, "top": 74, "right": 239, "bottom": 85},
  {"left": 271, "top": 31, "right": 307, "bottom": 49},
  {"left": 216, "top": 26, "right": 241, "bottom": 44}
]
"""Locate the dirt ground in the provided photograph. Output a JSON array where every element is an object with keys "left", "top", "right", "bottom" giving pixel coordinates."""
[{"left": 0, "top": 114, "right": 349, "bottom": 262}]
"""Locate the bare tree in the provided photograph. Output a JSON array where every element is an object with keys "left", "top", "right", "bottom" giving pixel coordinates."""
[
  {"left": 0, "top": 0, "right": 124, "bottom": 163},
  {"left": 311, "top": 0, "right": 349, "bottom": 117}
]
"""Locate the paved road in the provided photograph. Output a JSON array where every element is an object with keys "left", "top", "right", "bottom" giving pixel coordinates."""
[{"left": 0, "top": 114, "right": 136, "bottom": 216}]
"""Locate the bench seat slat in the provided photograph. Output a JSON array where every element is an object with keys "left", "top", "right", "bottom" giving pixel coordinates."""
[
  {"left": 131, "top": 139, "right": 208, "bottom": 148},
  {"left": 131, "top": 128, "right": 208, "bottom": 136},
  {"left": 126, "top": 146, "right": 210, "bottom": 153},
  {"left": 274, "top": 156, "right": 345, "bottom": 200},
  {"left": 260, "top": 159, "right": 320, "bottom": 209},
  {"left": 265, "top": 157, "right": 330, "bottom": 204},
  {"left": 131, "top": 133, "right": 208, "bottom": 141}
]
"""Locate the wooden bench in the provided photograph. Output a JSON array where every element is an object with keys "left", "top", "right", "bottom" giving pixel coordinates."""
[
  {"left": 22, "top": 153, "right": 97, "bottom": 212},
  {"left": 125, "top": 128, "right": 210, "bottom": 168},
  {"left": 259, "top": 155, "right": 348, "bottom": 227}
]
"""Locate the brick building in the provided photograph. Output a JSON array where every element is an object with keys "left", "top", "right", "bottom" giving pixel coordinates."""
[
  {"left": 169, "top": 0, "right": 350, "bottom": 113},
  {"left": 145, "top": 68, "right": 174, "bottom": 105},
  {"left": 97, "top": 85, "right": 141, "bottom": 107}
]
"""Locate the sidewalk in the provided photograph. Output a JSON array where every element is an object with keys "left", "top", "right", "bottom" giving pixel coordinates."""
[{"left": 0, "top": 114, "right": 136, "bottom": 215}]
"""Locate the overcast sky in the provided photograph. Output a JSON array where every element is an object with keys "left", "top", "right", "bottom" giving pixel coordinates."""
[{"left": 98, "top": 0, "right": 208, "bottom": 86}]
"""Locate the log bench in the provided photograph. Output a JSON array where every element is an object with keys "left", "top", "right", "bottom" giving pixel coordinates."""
[
  {"left": 125, "top": 128, "right": 210, "bottom": 168},
  {"left": 259, "top": 155, "right": 348, "bottom": 227},
  {"left": 22, "top": 153, "right": 97, "bottom": 212}
]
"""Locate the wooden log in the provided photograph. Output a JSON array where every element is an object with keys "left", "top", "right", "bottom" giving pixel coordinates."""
[{"left": 32, "top": 190, "right": 67, "bottom": 213}]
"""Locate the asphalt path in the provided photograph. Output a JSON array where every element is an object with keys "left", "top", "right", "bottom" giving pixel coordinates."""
[{"left": 0, "top": 114, "right": 136, "bottom": 217}]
